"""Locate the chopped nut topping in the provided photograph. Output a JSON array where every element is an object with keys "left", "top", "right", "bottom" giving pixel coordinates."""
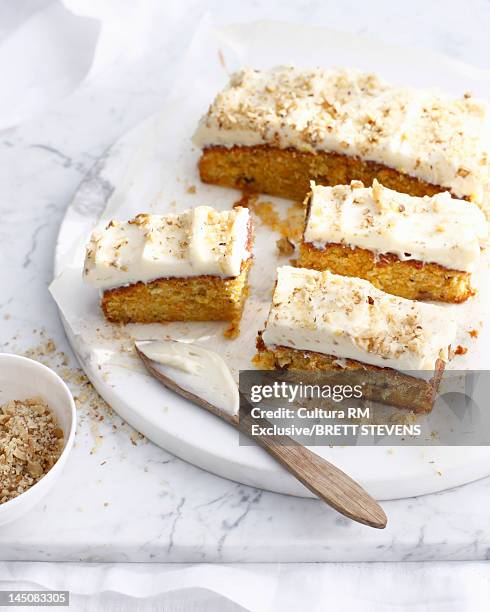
[
  {"left": 196, "top": 67, "right": 490, "bottom": 207},
  {"left": 0, "top": 397, "right": 64, "bottom": 504},
  {"left": 84, "top": 206, "right": 251, "bottom": 287},
  {"left": 350, "top": 180, "right": 364, "bottom": 189},
  {"left": 371, "top": 179, "right": 385, "bottom": 212},
  {"left": 457, "top": 167, "right": 471, "bottom": 178},
  {"left": 262, "top": 267, "right": 457, "bottom": 372},
  {"left": 304, "top": 181, "right": 487, "bottom": 274}
]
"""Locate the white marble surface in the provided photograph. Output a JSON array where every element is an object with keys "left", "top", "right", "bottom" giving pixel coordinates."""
[{"left": 1, "top": 0, "right": 490, "bottom": 563}]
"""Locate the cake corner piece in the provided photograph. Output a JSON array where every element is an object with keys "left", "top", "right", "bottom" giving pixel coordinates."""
[
  {"left": 255, "top": 266, "right": 457, "bottom": 413},
  {"left": 193, "top": 66, "right": 490, "bottom": 214},
  {"left": 298, "top": 180, "right": 487, "bottom": 303},
  {"left": 84, "top": 206, "right": 254, "bottom": 337}
]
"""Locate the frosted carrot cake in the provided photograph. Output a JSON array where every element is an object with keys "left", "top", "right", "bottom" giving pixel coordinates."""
[
  {"left": 194, "top": 66, "right": 490, "bottom": 208},
  {"left": 84, "top": 206, "right": 253, "bottom": 333},
  {"left": 254, "top": 266, "right": 458, "bottom": 412},
  {"left": 298, "top": 180, "right": 487, "bottom": 302}
]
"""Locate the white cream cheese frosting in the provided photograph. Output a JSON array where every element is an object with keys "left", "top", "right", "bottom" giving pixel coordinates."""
[
  {"left": 84, "top": 206, "right": 251, "bottom": 289},
  {"left": 193, "top": 66, "right": 490, "bottom": 205},
  {"left": 135, "top": 340, "right": 239, "bottom": 416},
  {"left": 261, "top": 266, "right": 457, "bottom": 376},
  {"left": 304, "top": 180, "right": 488, "bottom": 272}
]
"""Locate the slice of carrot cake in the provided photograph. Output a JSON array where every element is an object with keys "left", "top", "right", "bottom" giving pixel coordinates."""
[
  {"left": 298, "top": 180, "right": 487, "bottom": 302},
  {"left": 194, "top": 66, "right": 490, "bottom": 208},
  {"left": 84, "top": 206, "right": 253, "bottom": 333},
  {"left": 254, "top": 266, "right": 458, "bottom": 412}
]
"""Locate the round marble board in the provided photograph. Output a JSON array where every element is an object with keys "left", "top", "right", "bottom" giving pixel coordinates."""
[{"left": 53, "top": 101, "right": 490, "bottom": 501}]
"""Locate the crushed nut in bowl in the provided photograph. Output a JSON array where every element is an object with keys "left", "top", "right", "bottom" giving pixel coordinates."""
[
  {"left": 0, "top": 397, "right": 65, "bottom": 504},
  {"left": 0, "top": 353, "right": 76, "bottom": 526}
]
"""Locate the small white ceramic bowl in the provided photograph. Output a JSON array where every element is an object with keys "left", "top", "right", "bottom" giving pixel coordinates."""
[{"left": 0, "top": 353, "right": 76, "bottom": 526}]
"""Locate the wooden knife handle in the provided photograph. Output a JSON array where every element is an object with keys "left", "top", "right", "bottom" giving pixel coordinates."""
[
  {"left": 138, "top": 349, "right": 387, "bottom": 529},
  {"left": 239, "top": 411, "right": 387, "bottom": 529}
]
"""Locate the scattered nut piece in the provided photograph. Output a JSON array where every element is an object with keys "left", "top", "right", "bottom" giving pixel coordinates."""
[
  {"left": 233, "top": 192, "right": 258, "bottom": 209},
  {"left": 371, "top": 179, "right": 385, "bottom": 212},
  {"left": 350, "top": 180, "right": 364, "bottom": 189},
  {"left": 276, "top": 237, "right": 295, "bottom": 256},
  {"left": 457, "top": 167, "right": 471, "bottom": 178}
]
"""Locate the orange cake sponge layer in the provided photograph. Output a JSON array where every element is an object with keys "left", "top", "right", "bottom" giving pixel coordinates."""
[
  {"left": 298, "top": 242, "right": 473, "bottom": 303},
  {"left": 101, "top": 259, "right": 252, "bottom": 329},
  {"left": 198, "top": 145, "right": 445, "bottom": 202},
  {"left": 297, "top": 181, "right": 485, "bottom": 303},
  {"left": 194, "top": 67, "right": 490, "bottom": 208},
  {"left": 254, "top": 339, "right": 444, "bottom": 414}
]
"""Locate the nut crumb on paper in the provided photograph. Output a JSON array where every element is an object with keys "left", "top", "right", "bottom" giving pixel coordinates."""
[
  {"left": 6, "top": 333, "right": 147, "bottom": 455},
  {"left": 234, "top": 192, "right": 305, "bottom": 245},
  {"left": 233, "top": 192, "right": 259, "bottom": 210},
  {"left": 224, "top": 320, "right": 240, "bottom": 339},
  {"left": 130, "top": 430, "right": 145, "bottom": 446},
  {"left": 218, "top": 49, "right": 227, "bottom": 71},
  {"left": 276, "top": 236, "right": 295, "bottom": 256}
]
